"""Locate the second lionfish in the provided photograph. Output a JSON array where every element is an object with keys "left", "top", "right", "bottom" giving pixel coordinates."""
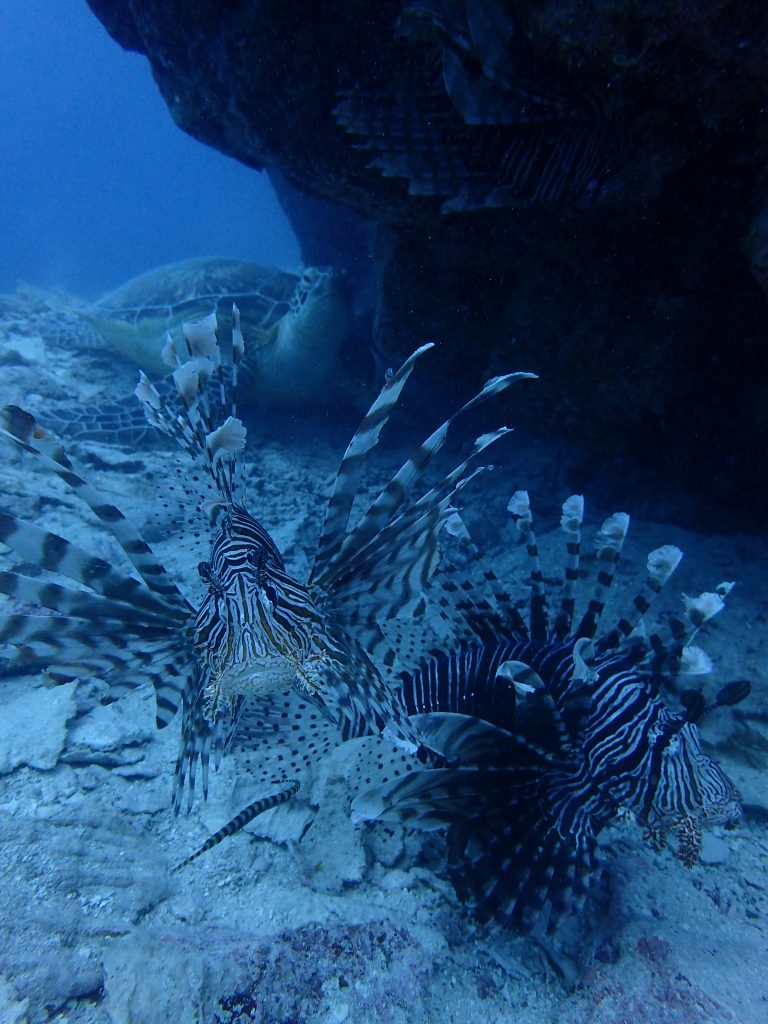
[
  {"left": 353, "top": 492, "right": 750, "bottom": 933},
  {"left": 0, "top": 307, "right": 529, "bottom": 854}
]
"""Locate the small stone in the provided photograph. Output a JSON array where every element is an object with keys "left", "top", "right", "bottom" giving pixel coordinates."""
[
  {"left": 699, "top": 832, "right": 732, "bottom": 866},
  {"left": 328, "top": 1003, "right": 349, "bottom": 1022}
]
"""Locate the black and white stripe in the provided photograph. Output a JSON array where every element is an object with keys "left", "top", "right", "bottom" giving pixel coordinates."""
[{"left": 355, "top": 495, "right": 747, "bottom": 932}]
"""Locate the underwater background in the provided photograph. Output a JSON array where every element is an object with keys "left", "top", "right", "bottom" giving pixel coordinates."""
[
  {"left": 0, "top": 2, "right": 767, "bottom": 1023},
  {"left": 0, "top": 0, "right": 299, "bottom": 296}
]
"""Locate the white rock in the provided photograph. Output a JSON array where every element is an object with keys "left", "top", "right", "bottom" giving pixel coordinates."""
[
  {"left": 102, "top": 932, "right": 240, "bottom": 1024},
  {"left": 66, "top": 684, "right": 156, "bottom": 753},
  {"left": 0, "top": 680, "right": 77, "bottom": 774}
]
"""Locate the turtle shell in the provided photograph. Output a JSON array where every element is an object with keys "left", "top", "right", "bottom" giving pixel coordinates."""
[
  {"left": 91, "top": 256, "right": 299, "bottom": 334},
  {"left": 81, "top": 257, "right": 307, "bottom": 376}
]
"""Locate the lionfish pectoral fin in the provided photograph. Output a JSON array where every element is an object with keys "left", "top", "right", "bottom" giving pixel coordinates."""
[
  {"left": 352, "top": 767, "right": 514, "bottom": 831},
  {"left": 317, "top": 635, "right": 420, "bottom": 748},
  {"left": 0, "top": 406, "right": 190, "bottom": 614},
  {"left": 409, "top": 712, "right": 517, "bottom": 764},
  {"left": 379, "top": 616, "right": 446, "bottom": 676},
  {"left": 496, "top": 659, "right": 545, "bottom": 692},
  {"left": 449, "top": 795, "right": 600, "bottom": 934}
]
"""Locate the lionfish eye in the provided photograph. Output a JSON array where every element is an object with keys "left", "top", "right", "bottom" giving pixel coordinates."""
[
  {"left": 198, "top": 560, "right": 224, "bottom": 596},
  {"left": 246, "top": 546, "right": 267, "bottom": 571},
  {"left": 264, "top": 584, "right": 278, "bottom": 606},
  {"left": 217, "top": 512, "right": 232, "bottom": 538}
]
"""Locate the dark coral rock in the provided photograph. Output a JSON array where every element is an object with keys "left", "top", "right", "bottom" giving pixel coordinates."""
[
  {"left": 635, "top": 935, "right": 673, "bottom": 965},
  {"left": 83, "top": 1, "right": 768, "bottom": 221},
  {"left": 216, "top": 920, "right": 433, "bottom": 1024},
  {"left": 84, "top": 1, "right": 768, "bottom": 529}
]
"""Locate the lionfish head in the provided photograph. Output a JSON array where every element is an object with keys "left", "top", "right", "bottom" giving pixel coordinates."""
[
  {"left": 645, "top": 718, "right": 742, "bottom": 870},
  {"left": 192, "top": 503, "right": 320, "bottom": 706}
]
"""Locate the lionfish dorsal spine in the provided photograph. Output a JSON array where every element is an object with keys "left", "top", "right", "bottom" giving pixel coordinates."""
[
  {"left": 230, "top": 302, "right": 245, "bottom": 418},
  {"left": 353, "top": 371, "right": 536, "bottom": 562},
  {"left": 552, "top": 493, "right": 584, "bottom": 639},
  {"left": 135, "top": 307, "right": 247, "bottom": 505},
  {"left": 597, "top": 542, "right": 682, "bottom": 653},
  {"left": 507, "top": 489, "right": 549, "bottom": 643},
  {"left": 312, "top": 342, "right": 435, "bottom": 580},
  {"left": 574, "top": 510, "right": 630, "bottom": 640},
  {"left": 643, "top": 580, "right": 735, "bottom": 677},
  {"left": 321, "top": 387, "right": 525, "bottom": 596}
]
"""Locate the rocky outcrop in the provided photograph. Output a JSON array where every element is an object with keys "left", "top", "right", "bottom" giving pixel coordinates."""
[{"left": 84, "top": 1, "right": 768, "bottom": 527}]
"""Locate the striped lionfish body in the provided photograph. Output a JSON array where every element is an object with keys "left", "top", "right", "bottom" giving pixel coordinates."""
[
  {"left": 354, "top": 492, "right": 749, "bottom": 933},
  {"left": 0, "top": 306, "right": 532, "bottom": 853}
]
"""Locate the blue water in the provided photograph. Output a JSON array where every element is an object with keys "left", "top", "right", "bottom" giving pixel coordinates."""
[{"left": 0, "top": 0, "right": 299, "bottom": 298}]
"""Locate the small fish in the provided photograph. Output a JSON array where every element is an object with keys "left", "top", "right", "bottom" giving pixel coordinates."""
[
  {"left": 353, "top": 492, "right": 750, "bottom": 933},
  {"left": 0, "top": 306, "right": 532, "bottom": 862}
]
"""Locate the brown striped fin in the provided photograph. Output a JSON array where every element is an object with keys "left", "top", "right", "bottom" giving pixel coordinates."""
[
  {"left": 312, "top": 343, "right": 434, "bottom": 578},
  {"left": 0, "top": 406, "right": 189, "bottom": 612}
]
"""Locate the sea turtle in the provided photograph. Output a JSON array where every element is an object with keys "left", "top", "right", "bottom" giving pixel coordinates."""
[{"left": 72, "top": 256, "right": 348, "bottom": 401}]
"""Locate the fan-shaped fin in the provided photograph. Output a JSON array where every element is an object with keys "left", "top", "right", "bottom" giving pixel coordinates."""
[{"left": 0, "top": 407, "right": 190, "bottom": 612}]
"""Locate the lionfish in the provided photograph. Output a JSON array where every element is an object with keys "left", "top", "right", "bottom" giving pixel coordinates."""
[
  {"left": 0, "top": 307, "right": 529, "bottom": 860},
  {"left": 353, "top": 492, "right": 750, "bottom": 933}
]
